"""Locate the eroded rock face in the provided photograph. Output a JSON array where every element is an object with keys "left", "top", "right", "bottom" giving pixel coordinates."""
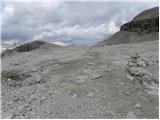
[
  {"left": 120, "top": 17, "right": 159, "bottom": 33},
  {"left": 98, "top": 7, "right": 159, "bottom": 46},
  {"left": 121, "top": 7, "right": 159, "bottom": 33},
  {"left": 14, "top": 41, "right": 47, "bottom": 52}
]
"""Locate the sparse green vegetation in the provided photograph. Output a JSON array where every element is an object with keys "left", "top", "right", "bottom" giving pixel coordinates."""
[{"left": 2, "top": 71, "right": 23, "bottom": 81}]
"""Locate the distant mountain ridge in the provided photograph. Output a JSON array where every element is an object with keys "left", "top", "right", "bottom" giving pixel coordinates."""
[
  {"left": 98, "top": 7, "right": 159, "bottom": 46},
  {"left": 1, "top": 41, "right": 61, "bottom": 57}
]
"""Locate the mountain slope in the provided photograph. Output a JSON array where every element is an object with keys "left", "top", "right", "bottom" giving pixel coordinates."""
[
  {"left": 133, "top": 7, "right": 158, "bottom": 21},
  {"left": 98, "top": 7, "right": 159, "bottom": 46}
]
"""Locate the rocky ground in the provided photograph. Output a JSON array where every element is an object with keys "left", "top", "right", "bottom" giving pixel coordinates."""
[{"left": 1, "top": 40, "right": 159, "bottom": 119}]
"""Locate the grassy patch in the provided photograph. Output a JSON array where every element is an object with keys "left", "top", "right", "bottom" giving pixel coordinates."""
[{"left": 2, "top": 71, "right": 23, "bottom": 81}]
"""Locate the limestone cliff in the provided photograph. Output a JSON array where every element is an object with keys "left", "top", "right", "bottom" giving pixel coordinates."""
[{"left": 98, "top": 7, "right": 159, "bottom": 46}]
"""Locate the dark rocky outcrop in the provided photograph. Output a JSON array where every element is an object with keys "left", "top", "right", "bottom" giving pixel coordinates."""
[
  {"left": 122, "top": 7, "right": 159, "bottom": 34},
  {"left": 1, "top": 49, "right": 16, "bottom": 58},
  {"left": 120, "top": 17, "right": 159, "bottom": 33},
  {"left": 98, "top": 7, "right": 159, "bottom": 46},
  {"left": 1, "top": 41, "right": 59, "bottom": 57},
  {"left": 13, "top": 41, "right": 47, "bottom": 52}
]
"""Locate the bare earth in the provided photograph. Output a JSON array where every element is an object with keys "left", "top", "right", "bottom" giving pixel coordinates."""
[{"left": 1, "top": 40, "right": 159, "bottom": 119}]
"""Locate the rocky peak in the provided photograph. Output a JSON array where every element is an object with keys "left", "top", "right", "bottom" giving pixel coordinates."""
[
  {"left": 98, "top": 7, "right": 159, "bottom": 46},
  {"left": 133, "top": 7, "right": 159, "bottom": 21},
  {"left": 120, "top": 7, "right": 159, "bottom": 33}
]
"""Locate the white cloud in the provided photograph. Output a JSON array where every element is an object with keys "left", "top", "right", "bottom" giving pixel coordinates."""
[
  {"left": 40, "top": 0, "right": 62, "bottom": 10},
  {"left": 108, "top": 21, "right": 119, "bottom": 34},
  {"left": 34, "top": 23, "right": 117, "bottom": 41},
  {"left": 1, "top": 1, "right": 158, "bottom": 44},
  {"left": 2, "top": 3, "right": 15, "bottom": 24}
]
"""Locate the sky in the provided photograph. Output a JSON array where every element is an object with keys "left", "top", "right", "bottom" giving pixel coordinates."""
[{"left": 1, "top": 0, "right": 159, "bottom": 45}]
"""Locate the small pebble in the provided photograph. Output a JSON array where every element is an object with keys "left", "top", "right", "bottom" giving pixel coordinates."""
[
  {"left": 86, "top": 92, "right": 94, "bottom": 98},
  {"left": 134, "top": 102, "right": 142, "bottom": 109}
]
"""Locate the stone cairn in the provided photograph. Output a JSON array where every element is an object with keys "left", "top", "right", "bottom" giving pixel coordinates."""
[{"left": 126, "top": 53, "right": 154, "bottom": 84}]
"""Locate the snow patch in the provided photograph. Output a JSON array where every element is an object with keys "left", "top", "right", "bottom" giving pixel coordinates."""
[{"left": 49, "top": 41, "right": 67, "bottom": 46}]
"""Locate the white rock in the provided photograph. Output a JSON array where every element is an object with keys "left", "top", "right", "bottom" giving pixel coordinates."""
[
  {"left": 143, "top": 73, "right": 153, "bottom": 81},
  {"left": 128, "top": 62, "right": 137, "bottom": 67},
  {"left": 137, "top": 59, "right": 147, "bottom": 67},
  {"left": 89, "top": 73, "right": 102, "bottom": 80},
  {"left": 124, "top": 91, "right": 130, "bottom": 96},
  {"left": 134, "top": 102, "right": 142, "bottom": 109},
  {"left": 35, "top": 74, "right": 41, "bottom": 83},
  {"left": 7, "top": 78, "right": 11, "bottom": 81},
  {"left": 88, "top": 62, "right": 96, "bottom": 66},
  {"left": 126, "top": 111, "right": 137, "bottom": 118},
  {"left": 31, "top": 67, "right": 38, "bottom": 72},
  {"left": 77, "top": 79, "right": 85, "bottom": 83},
  {"left": 77, "top": 74, "right": 88, "bottom": 80},
  {"left": 127, "top": 73, "right": 134, "bottom": 81},
  {"left": 86, "top": 92, "right": 94, "bottom": 98},
  {"left": 72, "top": 94, "right": 77, "bottom": 99},
  {"left": 127, "top": 67, "right": 148, "bottom": 76}
]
